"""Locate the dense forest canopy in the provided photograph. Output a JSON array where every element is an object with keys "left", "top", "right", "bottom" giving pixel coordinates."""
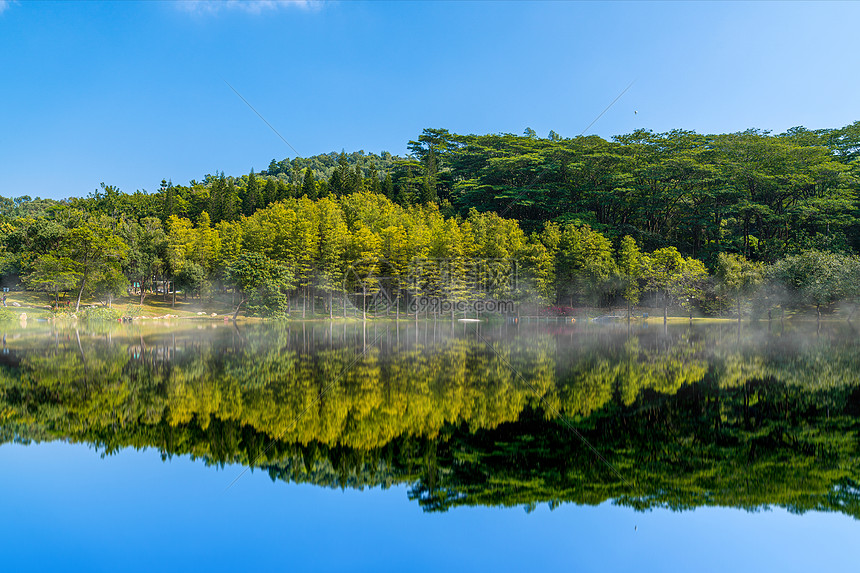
[
  {"left": 2, "top": 322, "right": 860, "bottom": 517},
  {"left": 1, "top": 123, "right": 859, "bottom": 318}
]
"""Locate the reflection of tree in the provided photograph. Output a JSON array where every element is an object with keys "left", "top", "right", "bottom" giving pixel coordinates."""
[
  {"left": 2, "top": 323, "right": 860, "bottom": 518},
  {"left": 546, "top": 333, "right": 708, "bottom": 417}
]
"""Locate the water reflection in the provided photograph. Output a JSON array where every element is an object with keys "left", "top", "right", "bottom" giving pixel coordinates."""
[{"left": 1, "top": 320, "right": 859, "bottom": 517}]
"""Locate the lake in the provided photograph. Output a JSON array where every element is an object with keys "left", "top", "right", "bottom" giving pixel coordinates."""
[{"left": 1, "top": 319, "right": 858, "bottom": 572}]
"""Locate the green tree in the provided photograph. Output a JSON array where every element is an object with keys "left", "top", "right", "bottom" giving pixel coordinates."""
[
  {"left": 770, "top": 250, "right": 860, "bottom": 320},
  {"left": 263, "top": 179, "right": 279, "bottom": 206},
  {"left": 90, "top": 264, "right": 128, "bottom": 308},
  {"left": 165, "top": 215, "right": 195, "bottom": 306},
  {"left": 514, "top": 238, "right": 555, "bottom": 306},
  {"left": 226, "top": 251, "right": 294, "bottom": 319},
  {"left": 161, "top": 179, "right": 177, "bottom": 220},
  {"left": 242, "top": 169, "right": 262, "bottom": 216},
  {"left": 175, "top": 261, "right": 206, "bottom": 301},
  {"left": 302, "top": 167, "right": 317, "bottom": 200},
  {"left": 714, "top": 252, "right": 764, "bottom": 321},
  {"left": 121, "top": 216, "right": 166, "bottom": 304},
  {"left": 64, "top": 220, "right": 129, "bottom": 312},
  {"left": 24, "top": 254, "right": 79, "bottom": 304},
  {"left": 555, "top": 225, "right": 616, "bottom": 309},
  {"left": 368, "top": 163, "right": 382, "bottom": 195},
  {"left": 616, "top": 235, "right": 644, "bottom": 318},
  {"left": 315, "top": 198, "right": 349, "bottom": 318},
  {"left": 346, "top": 222, "right": 381, "bottom": 320},
  {"left": 643, "top": 247, "right": 708, "bottom": 322},
  {"left": 420, "top": 148, "right": 438, "bottom": 204},
  {"left": 208, "top": 173, "right": 238, "bottom": 223},
  {"left": 383, "top": 172, "right": 395, "bottom": 200},
  {"left": 352, "top": 164, "right": 365, "bottom": 193}
]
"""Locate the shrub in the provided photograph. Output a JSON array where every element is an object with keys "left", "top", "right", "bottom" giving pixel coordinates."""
[{"left": 79, "top": 306, "right": 123, "bottom": 322}]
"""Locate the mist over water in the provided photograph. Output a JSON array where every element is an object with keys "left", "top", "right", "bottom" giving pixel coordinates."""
[{"left": 2, "top": 319, "right": 859, "bottom": 517}]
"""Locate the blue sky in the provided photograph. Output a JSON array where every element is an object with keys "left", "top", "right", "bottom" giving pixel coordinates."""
[{"left": 1, "top": 1, "right": 858, "bottom": 200}]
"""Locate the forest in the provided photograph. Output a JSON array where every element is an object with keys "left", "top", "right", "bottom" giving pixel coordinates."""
[{"left": 1, "top": 122, "right": 859, "bottom": 319}]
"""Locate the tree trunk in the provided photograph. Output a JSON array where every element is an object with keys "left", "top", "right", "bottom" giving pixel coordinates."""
[
  {"left": 75, "top": 276, "right": 87, "bottom": 313},
  {"left": 232, "top": 293, "right": 245, "bottom": 321}
]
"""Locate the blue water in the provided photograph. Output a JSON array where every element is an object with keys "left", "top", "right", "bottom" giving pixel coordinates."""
[{"left": 1, "top": 441, "right": 855, "bottom": 573}]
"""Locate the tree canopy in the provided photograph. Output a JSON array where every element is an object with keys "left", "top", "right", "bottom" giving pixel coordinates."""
[{"left": 2, "top": 122, "right": 859, "bottom": 318}]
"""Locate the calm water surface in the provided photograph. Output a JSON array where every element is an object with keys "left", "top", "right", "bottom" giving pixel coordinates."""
[{"left": 1, "top": 320, "right": 858, "bottom": 572}]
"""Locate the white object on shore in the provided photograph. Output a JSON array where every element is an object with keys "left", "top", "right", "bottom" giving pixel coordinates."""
[{"left": 458, "top": 318, "right": 481, "bottom": 323}]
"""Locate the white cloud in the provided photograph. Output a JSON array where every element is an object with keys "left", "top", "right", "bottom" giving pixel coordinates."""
[
  {"left": 0, "top": 1, "right": 11, "bottom": 15},
  {"left": 178, "top": 0, "right": 317, "bottom": 15}
]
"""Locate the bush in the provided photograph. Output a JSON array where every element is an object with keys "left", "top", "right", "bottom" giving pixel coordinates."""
[
  {"left": 50, "top": 302, "right": 71, "bottom": 313},
  {"left": 0, "top": 308, "right": 14, "bottom": 321},
  {"left": 78, "top": 306, "right": 123, "bottom": 322}
]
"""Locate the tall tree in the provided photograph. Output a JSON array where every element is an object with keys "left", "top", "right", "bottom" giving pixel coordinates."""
[
  {"left": 617, "top": 235, "right": 644, "bottom": 318},
  {"left": 554, "top": 225, "right": 616, "bottom": 309},
  {"left": 302, "top": 167, "right": 317, "bottom": 200},
  {"left": 64, "top": 220, "right": 129, "bottom": 312},
  {"left": 383, "top": 172, "right": 395, "bottom": 200},
  {"left": 714, "top": 252, "right": 764, "bottom": 321},
  {"left": 368, "top": 163, "right": 382, "bottom": 195},
  {"left": 351, "top": 164, "right": 364, "bottom": 193},
  {"left": 23, "top": 254, "right": 79, "bottom": 304},
  {"left": 770, "top": 250, "right": 860, "bottom": 320},
  {"left": 121, "top": 216, "right": 167, "bottom": 304},
  {"left": 420, "top": 148, "right": 438, "bottom": 204},
  {"left": 208, "top": 172, "right": 238, "bottom": 223},
  {"left": 161, "top": 179, "right": 177, "bottom": 220},
  {"left": 226, "top": 252, "right": 293, "bottom": 319},
  {"left": 263, "top": 179, "right": 279, "bottom": 206},
  {"left": 643, "top": 247, "right": 708, "bottom": 323},
  {"left": 242, "top": 169, "right": 262, "bottom": 216}
]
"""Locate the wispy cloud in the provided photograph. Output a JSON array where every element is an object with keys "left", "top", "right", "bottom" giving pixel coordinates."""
[
  {"left": 0, "top": 1, "right": 12, "bottom": 15},
  {"left": 178, "top": 0, "right": 318, "bottom": 15}
]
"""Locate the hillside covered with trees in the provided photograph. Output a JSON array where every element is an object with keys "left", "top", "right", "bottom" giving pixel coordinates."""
[{"left": 1, "top": 123, "right": 859, "bottom": 319}]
